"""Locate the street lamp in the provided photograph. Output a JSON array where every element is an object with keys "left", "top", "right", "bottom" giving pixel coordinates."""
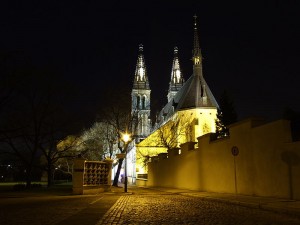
[{"left": 122, "top": 133, "right": 131, "bottom": 192}]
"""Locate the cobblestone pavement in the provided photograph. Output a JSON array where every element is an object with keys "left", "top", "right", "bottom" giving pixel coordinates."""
[
  {"left": 98, "top": 189, "right": 300, "bottom": 225},
  {"left": 2, "top": 186, "right": 300, "bottom": 225},
  {"left": 0, "top": 194, "right": 119, "bottom": 225}
]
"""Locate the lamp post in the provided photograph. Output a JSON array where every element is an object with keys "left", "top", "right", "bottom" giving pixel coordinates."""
[{"left": 122, "top": 133, "right": 131, "bottom": 193}]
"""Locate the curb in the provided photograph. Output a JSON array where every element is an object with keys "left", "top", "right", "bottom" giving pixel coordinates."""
[
  {"left": 147, "top": 188, "right": 300, "bottom": 218},
  {"left": 181, "top": 193, "right": 300, "bottom": 218}
]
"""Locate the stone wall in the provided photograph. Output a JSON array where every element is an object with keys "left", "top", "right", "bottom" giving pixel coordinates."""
[
  {"left": 146, "top": 118, "right": 300, "bottom": 200},
  {"left": 73, "top": 157, "right": 113, "bottom": 195}
]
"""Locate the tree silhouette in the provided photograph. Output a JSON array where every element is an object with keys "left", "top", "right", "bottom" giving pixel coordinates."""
[
  {"left": 136, "top": 113, "right": 192, "bottom": 172},
  {"left": 0, "top": 54, "right": 79, "bottom": 187},
  {"left": 216, "top": 90, "right": 237, "bottom": 138},
  {"left": 96, "top": 86, "right": 140, "bottom": 187},
  {"left": 78, "top": 122, "right": 117, "bottom": 160}
]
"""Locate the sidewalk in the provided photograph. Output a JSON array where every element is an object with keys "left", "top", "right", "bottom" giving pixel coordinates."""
[{"left": 144, "top": 186, "right": 300, "bottom": 217}]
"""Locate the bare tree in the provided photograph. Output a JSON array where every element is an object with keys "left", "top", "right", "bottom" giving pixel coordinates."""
[
  {"left": 136, "top": 113, "right": 192, "bottom": 167},
  {"left": 0, "top": 65, "right": 79, "bottom": 187},
  {"left": 216, "top": 90, "right": 238, "bottom": 138},
  {"left": 149, "top": 113, "right": 192, "bottom": 150},
  {"left": 40, "top": 135, "right": 81, "bottom": 187},
  {"left": 104, "top": 108, "right": 139, "bottom": 187},
  {"left": 78, "top": 122, "right": 117, "bottom": 160},
  {"left": 97, "top": 86, "right": 139, "bottom": 187}
]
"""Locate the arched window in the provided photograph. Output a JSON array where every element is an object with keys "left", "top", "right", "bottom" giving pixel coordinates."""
[
  {"left": 203, "top": 123, "right": 210, "bottom": 134},
  {"left": 136, "top": 96, "right": 140, "bottom": 109},
  {"left": 142, "top": 96, "right": 146, "bottom": 109}
]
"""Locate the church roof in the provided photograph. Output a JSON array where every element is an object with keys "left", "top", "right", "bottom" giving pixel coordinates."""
[
  {"left": 155, "top": 15, "right": 218, "bottom": 127},
  {"left": 174, "top": 73, "right": 218, "bottom": 110},
  {"left": 155, "top": 69, "right": 219, "bottom": 125}
]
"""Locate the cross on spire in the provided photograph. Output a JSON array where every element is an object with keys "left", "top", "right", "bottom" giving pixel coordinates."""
[{"left": 193, "top": 14, "right": 202, "bottom": 65}]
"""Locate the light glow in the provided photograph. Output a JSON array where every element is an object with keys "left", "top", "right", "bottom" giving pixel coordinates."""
[
  {"left": 122, "top": 133, "right": 131, "bottom": 143},
  {"left": 139, "top": 67, "right": 144, "bottom": 80},
  {"left": 175, "top": 69, "right": 181, "bottom": 82}
]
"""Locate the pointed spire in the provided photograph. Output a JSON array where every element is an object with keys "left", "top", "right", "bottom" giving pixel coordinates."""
[
  {"left": 133, "top": 44, "right": 150, "bottom": 90},
  {"left": 167, "top": 47, "right": 184, "bottom": 102},
  {"left": 192, "top": 15, "right": 202, "bottom": 66},
  {"left": 171, "top": 47, "right": 182, "bottom": 84},
  {"left": 191, "top": 15, "right": 208, "bottom": 106}
]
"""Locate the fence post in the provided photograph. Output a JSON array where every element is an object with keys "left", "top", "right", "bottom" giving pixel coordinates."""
[
  {"left": 72, "top": 155, "right": 86, "bottom": 195},
  {"left": 104, "top": 158, "right": 113, "bottom": 191}
]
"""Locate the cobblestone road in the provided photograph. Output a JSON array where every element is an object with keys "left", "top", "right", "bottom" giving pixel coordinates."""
[
  {"left": 98, "top": 189, "right": 300, "bottom": 225},
  {"left": 0, "top": 194, "right": 118, "bottom": 225},
  {"left": 2, "top": 186, "right": 300, "bottom": 225}
]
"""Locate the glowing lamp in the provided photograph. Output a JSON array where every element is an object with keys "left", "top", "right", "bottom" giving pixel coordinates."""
[{"left": 122, "top": 133, "right": 131, "bottom": 143}]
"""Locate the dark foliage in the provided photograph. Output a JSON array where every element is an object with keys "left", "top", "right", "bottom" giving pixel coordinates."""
[
  {"left": 216, "top": 90, "right": 237, "bottom": 138},
  {"left": 96, "top": 84, "right": 138, "bottom": 187},
  {"left": 0, "top": 51, "right": 81, "bottom": 187}
]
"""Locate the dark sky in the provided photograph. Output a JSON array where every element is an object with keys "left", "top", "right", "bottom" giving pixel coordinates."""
[{"left": 1, "top": 1, "right": 300, "bottom": 127}]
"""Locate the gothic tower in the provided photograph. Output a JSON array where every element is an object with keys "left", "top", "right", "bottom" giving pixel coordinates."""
[
  {"left": 167, "top": 47, "right": 184, "bottom": 102},
  {"left": 192, "top": 14, "right": 208, "bottom": 106},
  {"left": 132, "top": 44, "right": 151, "bottom": 142},
  {"left": 152, "top": 15, "right": 218, "bottom": 138}
]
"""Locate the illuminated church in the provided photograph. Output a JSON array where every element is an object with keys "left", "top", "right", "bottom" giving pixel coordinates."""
[{"left": 127, "top": 16, "right": 219, "bottom": 181}]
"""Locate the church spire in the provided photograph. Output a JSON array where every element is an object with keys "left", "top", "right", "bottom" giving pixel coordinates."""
[
  {"left": 133, "top": 44, "right": 150, "bottom": 90},
  {"left": 192, "top": 15, "right": 207, "bottom": 105},
  {"left": 192, "top": 15, "right": 202, "bottom": 66},
  {"left": 132, "top": 44, "right": 151, "bottom": 139},
  {"left": 167, "top": 46, "right": 184, "bottom": 102}
]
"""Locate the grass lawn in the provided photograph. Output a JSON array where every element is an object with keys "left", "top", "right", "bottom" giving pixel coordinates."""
[{"left": 0, "top": 181, "right": 73, "bottom": 195}]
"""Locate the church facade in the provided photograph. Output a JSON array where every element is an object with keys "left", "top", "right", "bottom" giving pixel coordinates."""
[{"left": 127, "top": 16, "right": 219, "bottom": 182}]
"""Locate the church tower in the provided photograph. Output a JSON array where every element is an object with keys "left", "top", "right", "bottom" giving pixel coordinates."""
[
  {"left": 132, "top": 44, "right": 151, "bottom": 142},
  {"left": 167, "top": 47, "right": 184, "bottom": 102},
  {"left": 192, "top": 14, "right": 208, "bottom": 106},
  {"left": 153, "top": 15, "right": 218, "bottom": 138}
]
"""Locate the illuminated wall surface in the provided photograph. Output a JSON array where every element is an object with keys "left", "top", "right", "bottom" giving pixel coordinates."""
[
  {"left": 135, "top": 108, "right": 217, "bottom": 174},
  {"left": 141, "top": 118, "right": 300, "bottom": 200}
]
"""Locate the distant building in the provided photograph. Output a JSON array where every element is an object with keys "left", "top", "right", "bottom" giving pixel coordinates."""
[{"left": 126, "top": 16, "right": 219, "bottom": 182}]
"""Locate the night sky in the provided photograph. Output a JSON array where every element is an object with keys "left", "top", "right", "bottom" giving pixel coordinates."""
[{"left": 1, "top": 1, "right": 299, "bottom": 128}]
